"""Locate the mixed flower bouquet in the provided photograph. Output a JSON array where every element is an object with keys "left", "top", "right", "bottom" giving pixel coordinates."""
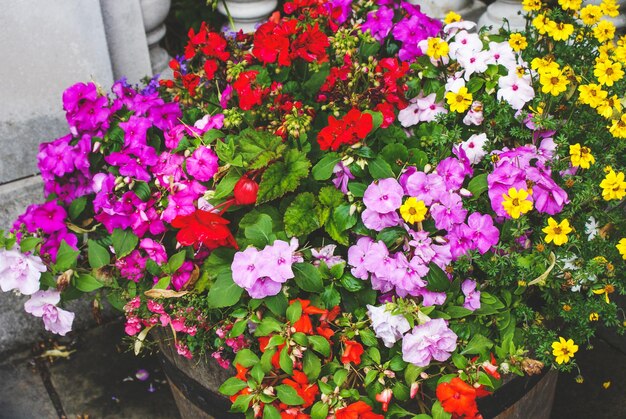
[{"left": 1, "top": 0, "right": 626, "bottom": 417}]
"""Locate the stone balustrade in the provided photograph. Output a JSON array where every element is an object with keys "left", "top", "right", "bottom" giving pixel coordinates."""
[{"left": 217, "top": 0, "right": 278, "bottom": 33}]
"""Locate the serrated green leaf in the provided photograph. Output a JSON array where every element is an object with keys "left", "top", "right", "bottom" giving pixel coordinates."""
[
  {"left": 257, "top": 149, "right": 310, "bottom": 203},
  {"left": 334, "top": 369, "right": 349, "bottom": 386},
  {"left": 321, "top": 285, "right": 341, "bottom": 308},
  {"left": 237, "top": 128, "right": 286, "bottom": 169},
  {"left": 284, "top": 193, "right": 320, "bottom": 237},
  {"left": 461, "top": 334, "right": 494, "bottom": 356}
]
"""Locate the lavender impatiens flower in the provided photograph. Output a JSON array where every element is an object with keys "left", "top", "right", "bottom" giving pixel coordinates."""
[
  {"left": 402, "top": 318, "right": 457, "bottom": 367},
  {"left": 332, "top": 161, "right": 354, "bottom": 194},
  {"left": 367, "top": 304, "right": 411, "bottom": 348},
  {"left": 0, "top": 249, "right": 46, "bottom": 295},
  {"left": 462, "top": 279, "right": 481, "bottom": 311},
  {"left": 24, "top": 290, "right": 75, "bottom": 336},
  {"left": 311, "top": 244, "right": 344, "bottom": 268},
  {"left": 363, "top": 178, "right": 404, "bottom": 214}
]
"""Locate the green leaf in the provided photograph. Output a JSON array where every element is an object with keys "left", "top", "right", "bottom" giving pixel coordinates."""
[
  {"left": 331, "top": 204, "right": 357, "bottom": 232},
  {"left": 111, "top": 229, "right": 138, "bottom": 258},
  {"left": 229, "top": 319, "right": 248, "bottom": 338},
  {"left": 153, "top": 276, "right": 171, "bottom": 289},
  {"left": 308, "top": 335, "right": 330, "bottom": 357},
  {"left": 263, "top": 404, "right": 281, "bottom": 419},
  {"left": 408, "top": 148, "right": 428, "bottom": 169},
  {"left": 333, "top": 369, "right": 349, "bottom": 386},
  {"left": 321, "top": 285, "right": 341, "bottom": 308},
  {"left": 230, "top": 393, "right": 254, "bottom": 413},
  {"left": 207, "top": 271, "right": 244, "bottom": 308},
  {"left": 244, "top": 213, "right": 274, "bottom": 247},
  {"left": 74, "top": 274, "right": 104, "bottom": 292},
  {"left": 237, "top": 128, "right": 287, "bottom": 169},
  {"left": 234, "top": 349, "right": 260, "bottom": 368},
  {"left": 284, "top": 193, "right": 320, "bottom": 237},
  {"left": 432, "top": 401, "right": 452, "bottom": 419},
  {"left": 219, "top": 377, "right": 248, "bottom": 396},
  {"left": 359, "top": 328, "right": 378, "bottom": 347},
  {"left": 425, "top": 263, "right": 450, "bottom": 292},
  {"left": 466, "top": 77, "right": 485, "bottom": 93},
  {"left": 87, "top": 240, "right": 110, "bottom": 269},
  {"left": 467, "top": 174, "right": 488, "bottom": 199},
  {"left": 339, "top": 273, "right": 364, "bottom": 292},
  {"left": 303, "top": 63, "right": 330, "bottom": 96},
  {"left": 364, "top": 110, "right": 383, "bottom": 131},
  {"left": 54, "top": 241, "right": 80, "bottom": 271},
  {"left": 68, "top": 196, "right": 88, "bottom": 219},
  {"left": 368, "top": 156, "right": 395, "bottom": 179},
  {"left": 447, "top": 306, "right": 473, "bottom": 318},
  {"left": 255, "top": 317, "right": 284, "bottom": 337},
  {"left": 286, "top": 300, "right": 302, "bottom": 323},
  {"left": 257, "top": 149, "right": 311, "bottom": 203},
  {"left": 167, "top": 250, "right": 187, "bottom": 273},
  {"left": 293, "top": 263, "right": 324, "bottom": 292},
  {"left": 276, "top": 384, "right": 305, "bottom": 406},
  {"left": 348, "top": 182, "right": 367, "bottom": 197},
  {"left": 279, "top": 345, "right": 293, "bottom": 375},
  {"left": 303, "top": 351, "right": 321, "bottom": 382},
  {"left": 133, "top": 181, "right": 152, "bottom": 201},
  {"left": 312, "top": 153, "right": 341, "bottom": 180},
  {"left": 214, "top": 167, "right": 244, "bottom": 199},
  {"left": 19, "top": 237, "right": 41, "bottom": 253},
  {"left": 311, "top": 402, "right": 329, "bottom": 419},
  {"left": 264, "top": 293, "right": 288, "bottom": 316},
  {"left": 452, "top": 353, "right": 469, "bottom": 369},
  {"left": 381, "top": 143, "right": 409, "bottom": 173},
  {"left": 461, "top": 334, "right": 494, "bottom": 356}
]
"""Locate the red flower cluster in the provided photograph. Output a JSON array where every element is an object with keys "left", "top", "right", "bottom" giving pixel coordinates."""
[
  {"left": 183, "top": 22, "right": 230, "bottom": 62},
  {"left": 171, "top": 209, "right": 238, "bottom": 250},
  {"left": 376, "top": 58, "right": 410, "bottom": 109},
  {"left": 340, "top": 339, "right": 364, "bottom": 365},
  {"left": 335, "top": 401, "right": 384, "bottom": 419},
  {"left": 317, "top": 108, "right": 373, "bottom": 151},
  {"left": 436, "top": 378, "right": 483, "bottom": 419},
  {"left": 252, "top": 19, "right": 329, "bottom": 67},
  {"left": 233, "top": 70, "right": 269, "bottom": 110}
]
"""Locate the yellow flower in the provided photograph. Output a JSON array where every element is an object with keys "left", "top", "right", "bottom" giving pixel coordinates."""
[
  {"left": 580, "top": 5, "right": 603, "bottom": 25},
  {"left": 547, "top": 21, "right": 574, "bottom": 41},
  {"left": 594, "top": 60, "right": 624, "bottom": 86},
  {"left": 594, "top": 20, "right": 616, "bottom": 43},
  {"left": 542, "top": 217, "right": 572, "bottom": 246},
  {"left": 446, "top": 86, "right": 473, "bottom": 113},
  {"left": 589, "top": 312, "right": 600, "bottom": 321},
  {"left": 522, "top": 0, "right": 543, "bottom": 12},
  {"left": 509, "top": 33, "right": 528, "bottom": 51},
  {"left": 558, "top": 0, "right": 582, "bottom": 11},
  {"left": 597, "top": 95, "right": 622, "bottom": 119},
  {"left": 601, "top": 0, "right": 620, "bottom": 18},
  {"left": 603, "top": 381, "right": 612, "bottom": 389},
  {"left": 444, "top": 11, "right": 462, "bottom": 24},
  {"left": 532, "top": 14, "right": 551, "bottom": 34},
  {"left": 426, "top": 37, "right": 449, "bottom": 60},
  {"left": 563, "top": 304, "right": 572, "bottom": 311},
  {"left": 613, "top": 45, "right": 626, "bottom": 64},
  {"left": 578, "top": 83, "right": 608, "bottom": 108},
  {"left": 616, "top": 238, "right": 626, "bottom": 259},
  {"left": 593, "top": 284, "right": 615, "bottom": 303},
  {"left": 575, "top": 375, "right": 584, "bottom": 384},
  {"left": 609, "top": 114, "right": 626, "bottom": 138},
  {"left": 551, "top": 337, "right": 579, "bottom": 364},
  {"left": 532, "top": 57, "right": 560, "bottom": 75},
  {"left": 540, "top": 69, "right": 569, "bottom": 96},
  {"left": 400, "top": 197, "right": 428, "bottom": 224},
  {"left": 569, "top": 144, "right": 595, "bottom": 169},
  {"left": 502, "top": 188, "right": 534, "bottom": 219},
  {"left": 600, "top": 168, "right": 626, "bottom": 200}
]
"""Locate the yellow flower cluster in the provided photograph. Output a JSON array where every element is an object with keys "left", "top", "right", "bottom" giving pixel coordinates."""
[
  {"left": 569, "top": 144, "right": 595, "bottom": 169},
  {"left": 600, "top": 169, "right": 626, "bottom": 200},
  {"left": 426, "top": 37, "right": 449, "bottom": 60}
]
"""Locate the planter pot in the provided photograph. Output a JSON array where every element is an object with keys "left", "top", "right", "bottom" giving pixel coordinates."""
[{"left": 156, "top": 331, "right": 558, "bottom": 419}]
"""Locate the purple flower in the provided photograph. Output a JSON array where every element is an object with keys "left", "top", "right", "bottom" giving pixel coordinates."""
[
  {"left": 448, "top": 225, "right": 473, "bottom": 260},
  {"left": 186, "top": 147, "right": 218, "bottom": 182},
  {"left": 257, "top": 240, "right": 296, "bottom": 282},
  {"left": 462, "top": 279, "right": 481, "bottom": 311},
  {"left": 487, "top": 161, "right": 527, "bottom": 217},
  {"left": 148, "top": 102, "right": 182, "bottom": 131},
  {"left": 153, "top": 152, "right": 187, "bottom": 186},
  {"left": 40, "top": 231, "right": 78, "bottom": 263},
  {"left": 31, "top": 201, "right": 67, "bottom": 234},
  {"left": 38, "top": 135, "right": 75, "bottom": 180},
  {"left": 140, "top": 239, "right": 168, "bottom": 265},
  {"left": 402, "top": 171, "right": 445, "bottom": 205},
  {"left": 390, "top": 253, "right": 428, "bottom": 297},
  {"left": 362, "top": 209, "right": 401, "bottom": 231},
  {"left": 220, "top": 85, "right": 233, "bottom": 108},
  {"left": 193, "top": 114, "right": 225, "bottom": 133},
  {"left": 115, "top": 250, "right": 146, "bottom": 282},
  {"left": 311, "top": 244, "right": 344, "bottom": 268},
  {"left": 63, "top": 82, "right": 98, "bottom": 113},
  {"left": 402, "top": 318, "right": 457, "bottom": 367},
  {"left": 332, "top": 162, "right": 355, "bottom": 194},
  {"left": 24, "top": 290, "right": 75, "bottom": 336},
  {"left": 119, "top": 115, "right": 152, "bottom": 148},
  {"left": 463, "top": 212, "right": 500, "bottom": 254},
  {"left": 419, "top": 289, "right": 447, "bottom": 306},
  {"left": 347, "top": 236, "right": 375, "bottom": 279},
  {"left": 367, "top": 304, "right": 411, "bottom": 348},
  {"left": 0, "top": 249, "right": 46, "bottom": 295},
  {"left": 172, "top": 261, "right": 194, "bottom": 290},
  {"left": 436, "top": 157, "right": 469, "bottom": 191},
  {"left": 430, "top": 193, "right": 467, "bottom": 230},
  {"left": 327, "top": 0, "right": 352, "bottom": 24},
  {"left": 105, "top": 145, "right": 158, "bottom": 182},
  {"left": 361, "top": 6, "right": 394, "bottom": 42},
  {"left": 363, "top": 178, "right": 404, "bottom": 214}
]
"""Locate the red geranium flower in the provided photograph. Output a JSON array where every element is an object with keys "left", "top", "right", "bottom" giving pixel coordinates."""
[
  {"left": 233, "top": 71, "right": 267, "bottom": 110},
  {"left": 341, "top": 340, "right": 364, "bottom": 365},
  {"left": 317, "top": 109, "right": 373, "bottom": 151},
  {"left": 282, "top": 370, "right": 319, "bottom": 408},
  {"left": 335, "top": 401, "right": 384, "bottom": 419},
  {"left": 290, "top": 23, "right": 329, "bottom": 63},
  {"left": 171, "top": 209, "right": 238, "bottom": 250},
  {"left": 436, "top": 378, "right": 483, "bottom": 419}
]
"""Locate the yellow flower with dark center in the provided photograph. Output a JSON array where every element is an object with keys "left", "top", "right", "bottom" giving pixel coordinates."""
[
  {"left": 580, "top": 4, "right": 603, "bottom": 25},
  {"left": 609, "top": 114, "right": 626, "bottom": 138},
  {"left": 509, "top": 33, "right": 528, "bottom": 51},
  {"left": 522, "top": 0, "right": 543, "bottom": 11},
  {"left": 589, "top": 312, "right": 600, "bottom": 321},
  {"left": 552, "top": 337, "right": 579, "bottom": 364},
  {"left": 578, "top": 83, "right": 608, "bottom": 108},
  {"left": 547, "top": 21, "right": 574, "bottom": 41},
  {"left": 614, "top": 45, "right": 626, "bottom": 64},
  {"left": 597, "top": 95, "right": 622, "bottom": 119},
  {"left": 558, "top": 0, "right": 582, "bottom": 10},
  {"left": 445, "top": 86, "right": 473, "bottom": 113},
  {"left": 616, "top": 238, "right": 626, "bottom": 259},
  {"left": 444, "top": 11, "right": 461, "bottom": 24},
  {"left": 601, "top": 0, "right": 620, "bottom": 17},
  {"left": 532, "top": 57, "right": 560, "bottom": 75},
  {"left": 594, "top": 60, "right": 624, "bottom": 86},
  {"left": 540, "top": 69, "right": 569, "bottom": 96},
  {"left": 426, "top": 37, "right": 449, "bottom": 60},
  {"left": 400, "top": 197, "right": 427, "bottom": 224},
  {"left": 532, "top": 14, "right": 551, "bottom": 34},
  {"left": 594, "top": 20, "right": 616, "bottom": 43},
  {"left": 600, "top": 168, "right": 626, "bottom": 200},
  {"left": 593, "top": 284, "right": 615, "bottom": 303},
  {"left": 569, "top": 143, "right": 595, "bottom": 169},
  {"left": 502, "top": 187, "right": 533, "bottom": 219},
  {"left": 542, "top": 217, "right": 572, "bottom": 246}
]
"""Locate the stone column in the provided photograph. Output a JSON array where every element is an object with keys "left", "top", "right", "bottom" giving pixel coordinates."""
[
  {"left": 100, "top": 0, "right": 153, "bottom": 84},
  {"left": 140, "top": 0, "right": 173, "bottom": 78},
  {"left": 217, "top": 0, "right": 278, "bottom": 33},
  {"left": 409, "top": 0, "right": 487, "bottom": 23},
  {"left": 478, "top": 0, "right": 526, "bottom": 32}
]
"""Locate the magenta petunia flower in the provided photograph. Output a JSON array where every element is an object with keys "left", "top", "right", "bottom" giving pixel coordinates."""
[
  {"left": 119, "top": 115, "right": 153, "bottom": 148},
  {"left": 31, "top": 201, "right": 68, "bottom": 234},
  {"left": 186, "top": 146, "right": 219, "bottom": 182},
  {"left": 361, "top": 6, "right": 394, "bottom": 42},
  {"left": 140, "top": 238, "right": 168, "bottom": 265},
  {"left": 463, "top": 212, "right": 500, "bottom": 254},
  {"left": 402, "top": 318, "right": 457, "bottom": 367},
  {"left": 172, "top": 261, "right": 194, "bottom": 290}
]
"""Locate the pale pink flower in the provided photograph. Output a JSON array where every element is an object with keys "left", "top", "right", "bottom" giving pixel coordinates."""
[
  {"left": 497, "top": 73, "right": 535, "bottom": 110},
  {"left": 0, "top": 249, "right": 46, "bottom": 295},
  {"left": 24, "top": 290, "right": 75, "bottom": 336}
]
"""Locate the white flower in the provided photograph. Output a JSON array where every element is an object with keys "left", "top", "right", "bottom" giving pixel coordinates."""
[
  {"left": 24, "top": 290, "right": 75, "bottom": 336},
  {"left": 444, "top": 21, "right": 477, "bottom": 37},
  {"left": 585, "top": 216, "right": 600, "bottom": 241},
  {"left": 367, "top": 304, "right": 411, "bottom": 348},
  {"left": 457, "top": 49, "right": 490, "bottom": 80},
  {"left": 448, "top": 31, "right": 482, "bottom": 59},
  {"left": 460, "top": 133, "right": 489, "bottom": 164},
  {"left": 486, "top": 42, "right": 517, "bottom": 72},
  {"left": 463, "top": 101, "right": 484, "bottom": 126},
  {"left": 497, "top": 72, "right": 535, "bottom": 110},
  {"left": 0, "top": 249, "right": 46, "bottom": 295}
]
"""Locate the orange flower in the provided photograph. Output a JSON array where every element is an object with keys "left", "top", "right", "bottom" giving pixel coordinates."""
[
  {"left": 436, "top": 378, "right": 482, "bottom": 419},
  {"left": 341, "top": 340, "right": 364, "bottom": 365},
  {"left": 235, "top": 363, "right": 248, "bottom": 380},
  {"left": 293, "top": 314, "right": 314, "bottom": 334},
  {"left": 335, "top": 401, "right": 384, "bottom": 419},
  {"left": 282, "top": 370, "right": 319, "bottom": 408}
]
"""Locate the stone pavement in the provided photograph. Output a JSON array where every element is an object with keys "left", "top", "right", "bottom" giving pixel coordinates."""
[{"left": 0, "top": 319, "right": 624, "bottom": 419}]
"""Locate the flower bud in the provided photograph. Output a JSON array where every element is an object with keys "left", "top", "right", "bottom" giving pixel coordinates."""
[
  {"left": 410, "top": 382, "right": 419, "bottom": 399},
  {"left": 234, "top": 176, "right": 259, "bottom": 205}
]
